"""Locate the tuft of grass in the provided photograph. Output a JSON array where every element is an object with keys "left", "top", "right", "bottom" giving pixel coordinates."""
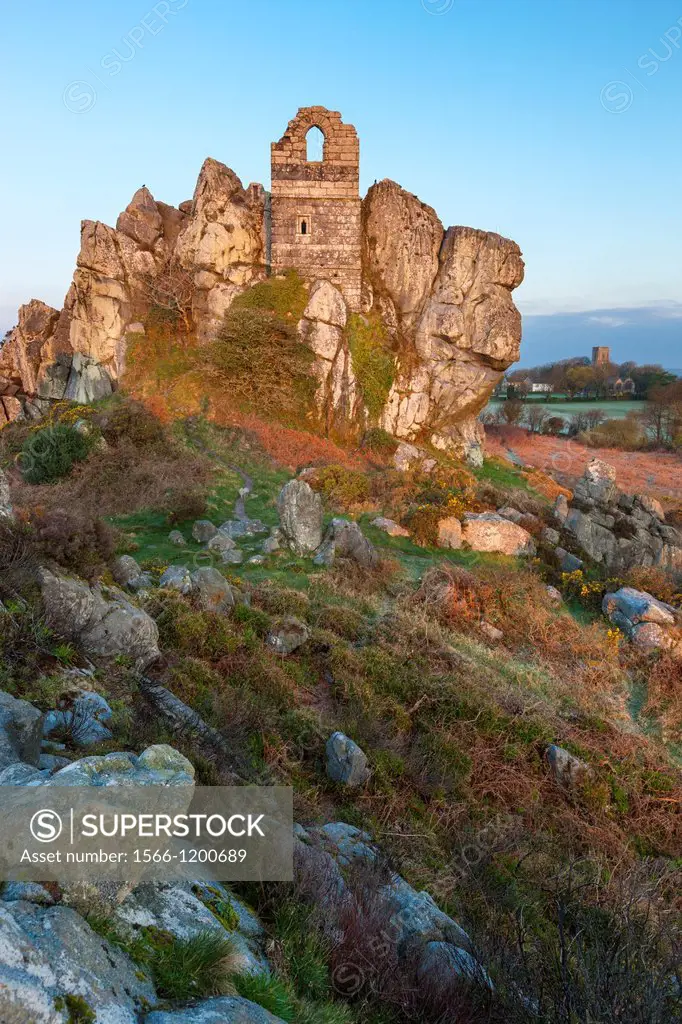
[
  {"left": 233, "top": 972, "right": 296, "bottom": 1021},
  {"left": 132, "top": 928, "right": 241, "bottom": 1001}
]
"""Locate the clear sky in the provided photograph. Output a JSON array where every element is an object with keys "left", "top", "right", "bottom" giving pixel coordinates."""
[{"left": 2, "top": 0, "right": 681, "bottom": 359}]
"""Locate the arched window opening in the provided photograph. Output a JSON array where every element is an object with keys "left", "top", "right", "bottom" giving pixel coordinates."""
[
  {"left": 306, "top": 126, "right": 325, "bottom": 162},
  {"left": 300, "top": 219, "right": 307, "bottom": 235}
]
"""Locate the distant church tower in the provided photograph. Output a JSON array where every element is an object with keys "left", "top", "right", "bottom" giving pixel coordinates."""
[
  {"left": 592, "top": 346, "right": 611, "bottom": 367},
  {"left": 270, "top": 107, "right": 362, "bottom": 311}
]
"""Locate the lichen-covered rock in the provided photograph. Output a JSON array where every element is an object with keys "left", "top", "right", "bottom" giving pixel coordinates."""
[
  {"left": 266, "top": 616, "right": 310, "bottom": 655},
  {"left": 326, "top": 731, "right": 369, "bottom": 787},
  {"left": 43, "top": 690, "right": 113, "bottom": 749},
  {"left": 192, "top": 519, "right": 218, "bottom": 543},
  {"left": 0, "top": 691, "right": 44, "bottom": 770},
  {"left": 39, "top": 569, "right": 160, "bottom": 669},
  {"left": 546, "top": 744, "right": 591, "bottom": 790},
  {"left": 313, "top": 518, "right": 378, "bottom": 568},
  {"left": 168, "top": 529, "right": 185, "bottom": 546},
  {"left": 574, "top": 458, "right": 618, "bottom": 505},
  {"left": 43, "top": 743, "right": 194, "bottom": 788},
  {"left": 462, "top": 513, "right": 536, "bottom": 556},
  {"left": 0, "top": 901, "right": 156, "bottom": 1023},
  {"left": 0, "top": 470, "right": 14, "bottom": 519},
  {"left": 159, "top": 564, "right": 193, "bottom": 594},
  {"left": 114, "top": 881, "right": 268, "bottom": 977},
  {"left": 371, "top": 516, "right": 409, "bottom": 538},
  {"left": 276, "top": 479, "right": 323, "bottom": 555},
  {"left": 112, "top": 554, "right": 143, "bottom": 587},
  {"left": 207, "top": 531, "right": 237, "bottom": 554},
  {"left": 603, "top": 587, "right": 676, "bottom": 629},
  {"left": 190, "top": 567, "right": 235, "bottom": 613}
]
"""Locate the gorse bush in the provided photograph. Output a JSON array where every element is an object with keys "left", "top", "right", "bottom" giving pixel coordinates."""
[
  {"left": 309, "top": 463, "right": 371, "bottom": 510},
  {"left": 20, "top": 423, "right": 94, "bottom": 484},
  {"left": 206, "top": 306, "right": 316, "bottom": 421}
]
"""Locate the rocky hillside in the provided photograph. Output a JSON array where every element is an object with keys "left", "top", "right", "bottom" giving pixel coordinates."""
[
  {"left": 0, "top": 161, "right": 523, "bottom": 462},
  {"left": 0, "top": 394, "right": 679, "bottom": 1023}
]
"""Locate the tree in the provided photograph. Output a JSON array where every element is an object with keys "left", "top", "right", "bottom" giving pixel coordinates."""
[
  {"left": 526, "top": 404, "right": 549, "bottom": 434},
  {"left": 629, "top": 365, "right": 677, "bottom": 398},
  {"left": 140, "top": 255, "right": 195, "bottom": 334},
  {"left": 563, "top": 366, "right": 595, "bottom": 398},
  {"left": 637, "top": 381, "right": 682, "bottom": 447},
  {"left": 500, "top": 398, "right": 525, "bottom": 425}
]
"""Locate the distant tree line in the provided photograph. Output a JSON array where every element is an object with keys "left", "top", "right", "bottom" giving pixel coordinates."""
[
  {"left": 483, "top": 379, "right": 682, "bottom": 450},
  {"left": 505, "top": 358, "right": 677, "bottom": 399}
]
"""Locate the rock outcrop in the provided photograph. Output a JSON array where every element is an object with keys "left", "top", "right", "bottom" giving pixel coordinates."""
[
  {"left": 603, "top": 586, "right": 680, "bottom": 654},
  {"left": 3, "top": 150, "right": 523, "bottom": 460},
  {"left": 39, "top": 569, "right": 160, "bottom": 670},
  {"left": 363, "top": 180, "right": 524, "bottom": 461},
  {"left": 551, "top": 459, "right": 682, "bottom": 573}
]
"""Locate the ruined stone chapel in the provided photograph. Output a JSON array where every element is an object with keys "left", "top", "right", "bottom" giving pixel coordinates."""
[{"left": 270, "top": 106, "right": 362, "bottom": 311}]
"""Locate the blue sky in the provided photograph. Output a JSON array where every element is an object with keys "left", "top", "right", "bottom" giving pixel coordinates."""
[{"left": 1, "top": 0, "right": 681, "bottom": 363}]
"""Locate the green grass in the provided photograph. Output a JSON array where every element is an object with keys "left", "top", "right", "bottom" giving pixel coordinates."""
[{"left": 471, "top": 457, "right": 534, "bottom": 492}]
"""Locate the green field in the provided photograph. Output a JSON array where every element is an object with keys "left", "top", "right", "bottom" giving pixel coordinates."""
[{"left": 486, "top": 398, "right": 644, "bottom": 423}]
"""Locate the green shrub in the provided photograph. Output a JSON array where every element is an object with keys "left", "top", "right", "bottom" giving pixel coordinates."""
[
  {"left": 361, "top": 427, "right": 398, "bottom": 459},
  {"left": 232, "top": 269, "right": 309, "bottom": 321},
  {"left": 345, "top": 313, "right": 395, "bottom": 421},
  {"left": 20, "top": 424, "right": 94, "bottom": 484},
  {"left": 310, "top": 464, "right": 370, "bottom": 510},
  {"left": 205, "top": 306, "right": 316, "bottom": 421}
]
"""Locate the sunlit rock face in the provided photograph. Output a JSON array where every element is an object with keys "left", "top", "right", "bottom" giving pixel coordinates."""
[{"left": 362, "top": 180, "right": 524, "bottom": 460}]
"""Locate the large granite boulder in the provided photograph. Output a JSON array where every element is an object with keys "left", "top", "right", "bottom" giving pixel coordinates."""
[
  {"left": 114, "top": 881, "right": 268, "bottom": 977},
  {"left": 363, "top": 180, "right": 524, "bottom": 461},
  {"left": 190, "top": 567, "right": 236, "bottom": 613},
  {"left": 462, "top": 513, "right": 536, "bottom": 556},
  {"left": 0, "top": 901, "right": 156, "bottom": 1024},
  {"left": 277, "top": 479, "right": 323, "bottom": 555},
  {"left": 362, "top": 178, "right": 443, "bottom": 334},
  {"left": 313, "top": 518, "right": 378, "bottom": 568},
  {"left": 326, "top": 731, "right": 369, "bottom": 787},
  {"left": 560, "top": 462, "right": 682, "bottom": 573},
  {"left": 603, "top": 586, "right": 679, "bottom": 653},
  {"left": 39, "top": 569, "right": 160, "bottom": 669},
  {"left": 0, "top": 691, "right": 44, "bottom": 770}
]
